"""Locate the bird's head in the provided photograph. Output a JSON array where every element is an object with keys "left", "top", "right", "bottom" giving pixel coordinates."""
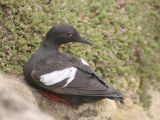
[{"left": 43, "top": 24, "right": 92, "bottom": 49}]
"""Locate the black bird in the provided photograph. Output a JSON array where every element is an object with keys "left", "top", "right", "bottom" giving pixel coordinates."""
[{"left": 23, "top": 24, "right": 124, "bottom": 106}]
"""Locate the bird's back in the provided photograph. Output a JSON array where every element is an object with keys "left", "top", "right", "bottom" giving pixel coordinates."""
[{"left": 23, "top": 47, "right": 56, "bottom": 87}]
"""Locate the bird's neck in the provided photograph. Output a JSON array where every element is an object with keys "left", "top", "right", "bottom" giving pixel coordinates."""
[
  {"left": 41, "top": 37, "right": 59, "bottom": 51},
  {"left": 36, "top": 45, "right": 59, "bottom": 60}
]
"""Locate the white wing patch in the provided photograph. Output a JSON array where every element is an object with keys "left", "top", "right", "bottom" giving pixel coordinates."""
[
  {"left": 80, "top": 58, "right": 89, "bottom": 66},
  {"left": 40, "top": 67, "right": 77, "bottom": 87}
]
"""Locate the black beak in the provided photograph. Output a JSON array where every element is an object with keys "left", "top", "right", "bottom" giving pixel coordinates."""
[{"left": 78, "top": 35, "right": 92, "bottom": 45}]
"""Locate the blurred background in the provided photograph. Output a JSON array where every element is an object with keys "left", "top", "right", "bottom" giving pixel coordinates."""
[{"left": 0, "top": 0, "right": 160, "bottom": 120}]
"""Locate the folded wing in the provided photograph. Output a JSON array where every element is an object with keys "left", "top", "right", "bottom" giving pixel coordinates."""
[{"left": 31, "top": 54, "right": 124, "bottom": 101}]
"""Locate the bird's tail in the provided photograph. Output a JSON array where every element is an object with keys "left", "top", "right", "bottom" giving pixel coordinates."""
[{"left": 105, "top": 85, "right": 124, "bottom": 103}]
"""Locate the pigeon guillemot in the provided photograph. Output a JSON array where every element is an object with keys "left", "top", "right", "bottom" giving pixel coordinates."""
[{"left": 23, "top": 24, "right": 124, "bottom": 106}]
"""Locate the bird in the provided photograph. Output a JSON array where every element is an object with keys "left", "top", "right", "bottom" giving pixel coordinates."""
[{"left": 23, "top": 24, "right": 124, "bottom": 107}]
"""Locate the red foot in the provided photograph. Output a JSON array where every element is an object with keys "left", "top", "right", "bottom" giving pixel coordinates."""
[{"left": 40, "top": 91, "right": 78, "bottom": 108}]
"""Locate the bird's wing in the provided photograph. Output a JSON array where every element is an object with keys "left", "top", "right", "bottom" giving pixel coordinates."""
[
  {"left": 62, "top": 53, "right": 106, "bottom": 85},
  {"left": 31, "top": 54, "right": 123, "bottom": 101}
]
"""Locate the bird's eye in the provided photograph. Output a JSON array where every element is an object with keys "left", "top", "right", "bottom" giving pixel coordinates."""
[{"left": 66, "top": 32, "right": 72, "bottom": 37}]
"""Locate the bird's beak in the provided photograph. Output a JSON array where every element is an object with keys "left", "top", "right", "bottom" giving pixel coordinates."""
[{"left": 78, "top": 35, "right": 93, "bottom": 45}]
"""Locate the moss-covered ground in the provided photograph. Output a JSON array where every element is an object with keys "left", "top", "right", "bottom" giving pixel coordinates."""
[{"left": 0, "top": 0, "right": 159, "bottom": 108}]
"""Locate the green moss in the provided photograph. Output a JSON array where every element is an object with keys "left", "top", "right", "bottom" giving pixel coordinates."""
[{"left": 0, "top": 0, "right": 159, "bottom": 108}]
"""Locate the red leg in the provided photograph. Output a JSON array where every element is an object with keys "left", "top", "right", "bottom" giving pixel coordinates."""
[{"left": 40, "top": 91, "right": 78, "bottom": 108}]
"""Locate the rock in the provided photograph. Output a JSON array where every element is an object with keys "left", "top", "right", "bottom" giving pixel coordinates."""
[
  {"left": 0, "top": 71, "right": 53, "bottom": 120},
  {"left": 0, "top": 71, "right": 118, "bottom": 120},
  {"left": 34, "top": 90, "right": 117, "bottom": 120},
  {"left": 117, "top": 97, "right": 150, "bottom": 120},
  {"left": 0, "top": 72, "right": 37, "bottom": 105},
  {"left": 147, "top": 89, "right": 160, "bottom": 120}
]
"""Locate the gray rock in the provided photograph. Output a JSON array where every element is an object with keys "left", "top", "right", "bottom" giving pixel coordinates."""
[
  {"left": 0, "top": 71, "right": 53, "bottom": 120},
  {"left": 0, "top": 71, "right": 117, "bottom": 120}
]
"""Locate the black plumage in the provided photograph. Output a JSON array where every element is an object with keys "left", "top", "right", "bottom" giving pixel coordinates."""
[{"left": 23, "top": 24, "right": 124, "bottom": 105}]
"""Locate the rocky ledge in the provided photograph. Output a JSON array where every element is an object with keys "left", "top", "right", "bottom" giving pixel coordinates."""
[{"left": 0, "top": 71, "right": 159, "bottom": 120}]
